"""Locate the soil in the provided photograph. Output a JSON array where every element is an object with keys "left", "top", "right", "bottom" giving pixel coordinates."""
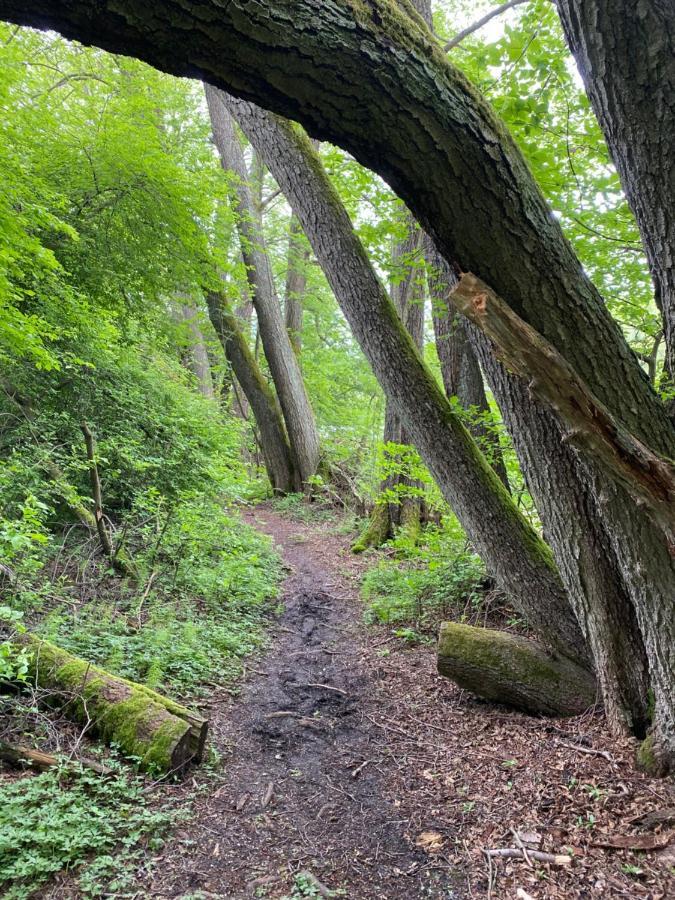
[
  {"left": 139, "top": 504, "right": 463, "bottom": 899},
  {"left": 35, "top": 502, "right": 675, "bottom": 899},
  {"left": 137, "top": 503, "right": 675, "bottom": 900}
]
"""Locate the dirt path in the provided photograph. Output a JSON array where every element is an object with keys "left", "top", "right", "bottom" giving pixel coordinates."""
[
  {"left": 144, "top": 505, "right": 462, "bottom": 899},
  {"left": 142, "top": 505, "right": 674, "bottom": 900}
]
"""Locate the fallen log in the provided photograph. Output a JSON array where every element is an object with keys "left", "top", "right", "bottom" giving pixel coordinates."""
[
  {"left": 16, "top": 634, "right": 207, "bottom": 775},
  {"left": 437, "top": 622, "right": 597, "bottom": 717}
]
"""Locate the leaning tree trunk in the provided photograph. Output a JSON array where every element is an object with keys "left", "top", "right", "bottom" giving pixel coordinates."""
[
  {"left": 5, "top": 2, "right": 671, "bottom": 447},
  {"left": 409, "top": 0, "right": 667, "bottom": 762},
  {"left": 5, "top": 0, "right": 674, "bottom": 769},
  {"left": 468, "top": 332, "right": 652, "bottom": 737},
  {"left": 206, "top": 290, "right": 296, "bottom": 494},
  {"left": 205, "top": 84, "right": 320, "bottom": 489},
  {"left": 556, "top": 0, "right": 675, "bottom": 380},
  {"left": 226, "top": 96, "right": 588, "bottom": 668},
  {"left": 19, "top": 634, "right": 207, "bottom": 775},
  {"left": 425, "top": 238, "right": 509, "bottom": 489}
]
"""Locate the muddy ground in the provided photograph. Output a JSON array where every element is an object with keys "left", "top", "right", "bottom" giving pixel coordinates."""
[{"left": 131, "top": 504, "right": 674, "bottom": 900}]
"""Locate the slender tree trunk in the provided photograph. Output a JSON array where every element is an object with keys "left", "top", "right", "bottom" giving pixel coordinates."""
[
  {"left": 177, "top": 304, "right": 215, "bottom": 399},
  {"left": 206, "top": 290, "right": 295, "bottom": 494},
  {"left": 284, "top": 214, "right": 308, "bottom": 355},
  {"left": 425, "top": 238, "right": 509, "bottom": 488},
  {"left": 226, "top": 97, "right": 588, "bottom": 667},
  {"left": 556, "top": 0, "right": 675, "bottom": 379},
  {"left": 205, "top": 84, "right": 320, "bottom": 488}
]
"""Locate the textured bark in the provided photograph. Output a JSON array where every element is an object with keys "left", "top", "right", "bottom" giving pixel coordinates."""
[
  {"left": 206, "top": 290, "right": 296, "bottom": 494},
  {"left": 205, "top": 84, "right": 320, "bottom": 487},
  {"left": 425, "top": 238, "right": 510, "bottom": 489},
  {"left": 20, "top": 634, "right": 208, "bottom": 775},
  {"left": 178, "top": 304, "right": 215, "bottom": 399},
  {"left": 227, "top": 98, "right": 587, "bottom": 666},
  {"left": 5, "top": 1, "right": 671, "bottom": 455},
  {"left": 453, "top": 273, "right": 675, "bottom": 548},
  {"left": 556, "top": 0, "right": 675, "bottom": 377},
  {"left": 470, "top": 334, "right": 652, "bottom": 737},
  {"left": 437, "top": 622, "right": 598, "bottom": 717},
  {"left": 284, "top": 214, "right": 308, "bottom": 355}
]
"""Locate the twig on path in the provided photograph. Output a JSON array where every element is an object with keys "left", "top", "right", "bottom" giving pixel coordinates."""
[
  {"left": 294, "top": 682, "right": 348, "bottom": 696},
  {"left": 554, "top": 739, "right": 614, "bottom": 763},
  {"left": 351, "top": 758, "right": 372, "bottom": 778},
  {"left": 484, "top": 848, "right": 572, "bottom": 865},
  {"left": 510, "top": 828, "right": 533, "bottom": 867}
]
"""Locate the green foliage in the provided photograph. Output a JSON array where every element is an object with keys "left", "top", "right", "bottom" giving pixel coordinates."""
[
  {"left": 0, "top": 761, "right": 179, "bottom": 898},
  {"left": 0, "top": 607, "right": 31, "bottom": 682},
  {"left": 361, "top": 520, "right": 488, "bottom": 631},
  {"left": 37, "top": 500, "right": 281, "bottom": 697}
]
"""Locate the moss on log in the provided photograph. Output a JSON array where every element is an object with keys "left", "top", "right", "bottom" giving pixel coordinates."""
[
  {"left": 18, "top": 634, "right": 207, "bottom": 775},
  {"left": 437, "top": 622, "right": 597, "bottom": 717}
]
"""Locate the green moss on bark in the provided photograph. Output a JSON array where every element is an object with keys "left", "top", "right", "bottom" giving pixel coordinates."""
[
  {"left": 20, "top": 635, "right": 202, "bottom": 774},
  {"left": 437, "top": 621, "right": 596, "bottom": 717},
  {"left": 352, "top": 502, "right": 390, "bottom": 553}
]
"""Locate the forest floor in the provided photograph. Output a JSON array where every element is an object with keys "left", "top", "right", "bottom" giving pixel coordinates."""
[{"left": 128, "top": 502, "right": 674, "bottom": 900}]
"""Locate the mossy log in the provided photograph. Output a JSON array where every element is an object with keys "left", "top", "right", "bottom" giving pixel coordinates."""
[
  {"left": 17, "top": 634, "right": 208, "bottom": 775},
  {"left": 437, "top": 622, "right": 597, "bottom": 717}
]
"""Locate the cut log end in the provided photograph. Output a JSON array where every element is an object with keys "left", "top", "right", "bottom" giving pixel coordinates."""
[{"left": 437, "top": 621, "right": 597, "bottom": 717}]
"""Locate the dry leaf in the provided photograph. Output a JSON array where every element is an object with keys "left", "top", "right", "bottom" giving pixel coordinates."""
[{"left": 415, "top": 830, "right": 445, "bottom": 853}]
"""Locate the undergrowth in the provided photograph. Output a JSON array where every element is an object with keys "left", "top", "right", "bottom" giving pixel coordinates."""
[
  {"left": 0, "top": 759, "right": 183, "bottom": 899},
  {"left": 34, "top": 497, "right": 282, "bottom": 698},
  {"left": 361, "top": 518, "right": 510, "bottom": 637}
]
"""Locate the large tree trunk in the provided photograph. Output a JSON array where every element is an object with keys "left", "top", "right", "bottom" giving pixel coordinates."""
[
  {"left": 469, "top": 333, "right": 652, "bottom": 738},
  {"left": 206, "top": 290, "right": 296, "bottom": 494},
  {"left": 4, "top": 0, "right": 673, "bottom": 769},
  {"left": 19, "top": 634, "right": 207, "bottom": 775},
  {"left": 556, "top": 0, "right": 675, "bottom": 380},
  {"left": 9, "top": 1, "right": 671, "bottom": 449},
  {"left": 425, "top": 238, "right": 509, "bottom": 489},
  {"left": 205, "top": 85, "right": 320, "bottom": 488},
  {"left": 411, "top": 0, "right": 648, "bottom": 743},
  {"left": 225, "top": 97, "right": 588, "bottom": 667},
  {"left": 437, "top": 622, "right": 597, "bottom": 718}
]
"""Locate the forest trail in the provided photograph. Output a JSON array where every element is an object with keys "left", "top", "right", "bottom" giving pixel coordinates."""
[
  {"left": 142, "top": 504, "right": 462, "bottom": 899},
  {"left": 133, "top": 504, "right": 675, "bottom": 900}
]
